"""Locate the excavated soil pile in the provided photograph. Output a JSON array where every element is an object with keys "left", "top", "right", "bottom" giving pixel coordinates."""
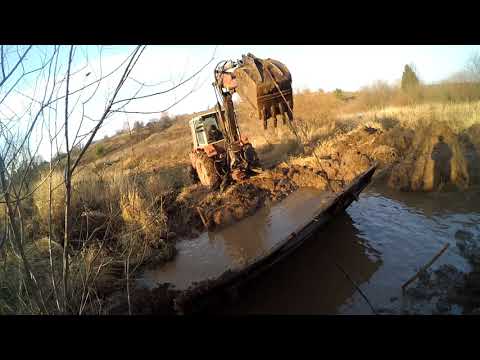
[
  {"left": 198, "top": 183, "right": 270, "bottom": 229},
  {"left": 291, "top": 124, "right": 389, "bottom": 185},
  {"left": 298, "top": 119, "right": 478, "bottom": 192},
  {"left": 169, "top": 164, "right": 344, "bottom": 233},
  {"left": 165, "top": 183, "right": 269, "bottom": 235}
]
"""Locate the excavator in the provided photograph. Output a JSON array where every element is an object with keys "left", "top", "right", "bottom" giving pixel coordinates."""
[{"left": 188, "top": 53, "right": 294, "bottom": 189}]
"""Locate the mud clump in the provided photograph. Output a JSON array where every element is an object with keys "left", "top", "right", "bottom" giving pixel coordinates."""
[
  {"left": 194, "top": 182, "right": 269, "bottom": 230},
  {"left": 456, "top": 230, "right": 480, "bottom": 266},
  {"left": 404, "top": 232, "right": 480, "bottom": 314},
  {"left": 105, "top": 283, "right": 178, "bottom": 315}
]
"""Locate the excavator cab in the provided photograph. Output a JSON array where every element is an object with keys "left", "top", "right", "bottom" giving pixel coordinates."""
[
  {"left": 189, "top": 110, "right": 231, "bottom": 187},
  {"left": 189, "top": 111, "right": 225, "bottom": 149}
]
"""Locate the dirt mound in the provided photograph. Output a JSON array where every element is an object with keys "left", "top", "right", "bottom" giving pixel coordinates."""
[
  {"left": 293, "top": 124, "right": 386, "bottom": 186},
  {"left": 388, "top": 121, "right": 469, "bottom": 191},
  {"left": 199, "top": 182, "right": 269, "bottom": 229},
  {"left": 465, "top": 123, "right": 480, "bottom": 148},
  {"left": 299, "top": 119, "right": 475, "bottom": 192},
  {"left": 193, "top": 164, "right": 343, "bottom": 230},
  {"left": 371, "top": 126, "right": 414, "bottom": 166},
  {"left": 165, "top": 159, "right": 352, "bottom": 232}
]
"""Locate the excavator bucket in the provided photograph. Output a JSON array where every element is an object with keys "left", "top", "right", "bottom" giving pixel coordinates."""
[{"left": 233, "top": 53, "right": 293, "bottom": 129}]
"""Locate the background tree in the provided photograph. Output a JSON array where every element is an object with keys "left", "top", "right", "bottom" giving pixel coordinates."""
[
  {"left": 334, "top": 88, "right": 344, "bottom": 100},
  {"left": 401, "top": 64, "right": 420, "bottom": 92},
  {"left": 466, "top": 52, "right": 480, "bottom": 82}
]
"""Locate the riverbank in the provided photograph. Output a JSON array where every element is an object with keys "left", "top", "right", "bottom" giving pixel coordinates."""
[{"left": 3, "top": 100, "right": 480, "bottom": 314}]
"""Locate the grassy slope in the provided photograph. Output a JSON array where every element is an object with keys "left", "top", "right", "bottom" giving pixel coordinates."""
[{"left": 79, "top": 91, "right": 480, "bottom": 181}]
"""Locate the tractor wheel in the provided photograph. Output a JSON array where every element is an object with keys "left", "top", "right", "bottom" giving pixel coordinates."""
[
  {"left": 243, "top": 143, "right": 261, "bottom": 169},
  {"left": 188, "top": 165, "right": 199, "bottom": 183},
  {"left": 195, "top": 151, "right": 220, "bottom": 188}
]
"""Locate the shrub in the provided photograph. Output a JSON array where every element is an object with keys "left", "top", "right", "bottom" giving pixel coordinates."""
[
  {"left": 96, "top": 145, "right": 106, "bottom": 158},
  {"left": 120, "top": 183, "right": 168, "bottom": 244}
]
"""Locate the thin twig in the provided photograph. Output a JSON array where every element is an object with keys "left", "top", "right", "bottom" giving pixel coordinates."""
[
  {"left": 402, "top": 243, "right": 450, "bottom": 291},
  {"left": 196, "top": 207, "right": 208, "bottom": 229},
  {"left": 335, "top": 261, "right": 377, "bottom": 315}
]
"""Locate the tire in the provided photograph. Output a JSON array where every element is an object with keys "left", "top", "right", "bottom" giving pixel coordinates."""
[
  {"left": 243, "top": 143, "right": 261, "bottom": 168},
  {"left": 195, "top": 151, "right": 220, "bottom": 188},
  {"left": 188, "top": 165, "right": 199, "bottom": 183}
]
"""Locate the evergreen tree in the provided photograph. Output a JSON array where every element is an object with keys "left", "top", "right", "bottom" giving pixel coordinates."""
[{"left": 401, "top": 64, "right": 420, "bottom": 91}]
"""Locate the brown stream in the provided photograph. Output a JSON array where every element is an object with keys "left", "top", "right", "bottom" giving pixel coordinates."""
[{"left": 140, "top": 182, "right": 480, "bottom": 314}]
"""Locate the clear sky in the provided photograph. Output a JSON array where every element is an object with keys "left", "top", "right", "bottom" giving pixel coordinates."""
[{"left": 2, "top": 45, "right": 479, "bottom": 160}]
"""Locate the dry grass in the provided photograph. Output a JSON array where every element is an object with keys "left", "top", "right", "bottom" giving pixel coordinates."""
[
  {"left": 237, "top": 90, "right": 341, "bottom": 146},
  {"left": 291, "top": 90, "right": 342, "bottom": 144},
  {"left": 338, "top": 101, "right": 480, "bottom": 134},
  {"left": 0, "top": 233, "right": 118, "bottom": 314},
  {"left": 6, "top": 153, "right": 182, "bottom": 314}
]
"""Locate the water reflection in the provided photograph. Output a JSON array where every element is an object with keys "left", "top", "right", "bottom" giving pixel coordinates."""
[
  {"left": 216, "top": 184, "right": 480, "bottom": 314},
  {"left": 207, "top": 206, "right": 270, "bottom": 267},
  {"left": 214, "top": 211, "right": 382, "bottom": 314}
]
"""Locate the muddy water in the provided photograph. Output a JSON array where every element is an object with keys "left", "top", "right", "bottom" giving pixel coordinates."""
[
  {"left": 139, "top": 188, "right": 336, "bottom": 291},
  {"left": 211, "top": 183, "right": 480, "bottom": 314}
]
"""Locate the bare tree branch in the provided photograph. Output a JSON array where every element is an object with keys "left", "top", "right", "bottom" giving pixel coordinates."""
[
  {"left": 1, "top": 45, "right": 6, "bottom": 80},
  {"left": 111, "top": 45, "right": 217, "bottom": 105},
  {"left": 112, "top": 73, "right": 206, "bottom": 115},
  {"left": 0, "top": 45, "right": 32, "bottom": 88},
  {"left": 70, "top": 46, "right": 144, "bottom": 175},
  {"left": 62, "top": 45, "right": 74, "bottom": 312}
]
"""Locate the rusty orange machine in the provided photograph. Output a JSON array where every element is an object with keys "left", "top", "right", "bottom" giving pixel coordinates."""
[{"left": 188, "top": 53, "right": 293, "bottom": 189}]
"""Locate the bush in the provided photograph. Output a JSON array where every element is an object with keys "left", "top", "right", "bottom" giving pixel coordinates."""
[
  {"left": 120, "top": 181, "right": 168, "bottom": 245},
  {"left": 334, "top": 88, "right": 344, "bottom": 100},
  {"left": 96, "top": 145, "right": 106, "bottom": 158}
]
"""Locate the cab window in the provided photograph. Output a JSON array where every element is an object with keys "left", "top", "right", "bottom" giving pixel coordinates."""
[{"left": 196, "top": 114, "right": 223, "bottom": 146}]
